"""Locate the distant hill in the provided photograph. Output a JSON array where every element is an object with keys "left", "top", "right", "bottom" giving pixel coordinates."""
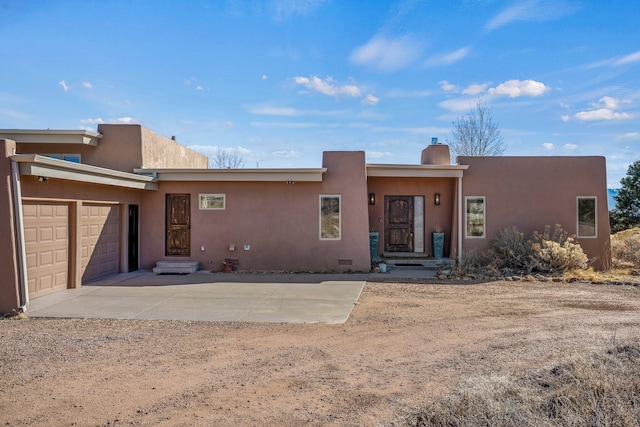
[{"left": 608, "top": 189, "right": 618, "bottom": 210}]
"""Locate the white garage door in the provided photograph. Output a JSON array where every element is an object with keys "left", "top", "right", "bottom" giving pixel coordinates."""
[
  {"left": 23, "top": 202, "right": 69, "bottom": 298},
  {"left": 81, "top": 204, "right": 120, "bottom": 283}
]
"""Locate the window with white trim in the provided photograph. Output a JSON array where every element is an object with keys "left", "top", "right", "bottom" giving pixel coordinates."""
[
  {"left": 199, "top": 194, "right": 226, "bottom": 210},
  {"left": 577, "top": 196, "right": 597, "bottom": 238},
  {"left": 465, "top": 196, "right": 485, "bottom": 238},
  {"left": 320, "top": 195, "right": 341, "bottom": 240}
]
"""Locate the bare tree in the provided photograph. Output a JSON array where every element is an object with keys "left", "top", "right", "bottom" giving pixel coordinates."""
[
  {"left": 210, "top": 148, "right": 245, "bottom": 169},
  {"left": 446, "top": 97, "right": 505, "bottom": 159}
]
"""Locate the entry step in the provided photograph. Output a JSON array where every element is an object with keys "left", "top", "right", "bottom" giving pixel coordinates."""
[{"left": 152, "top": 261, "right": 199, "bottom": 274}]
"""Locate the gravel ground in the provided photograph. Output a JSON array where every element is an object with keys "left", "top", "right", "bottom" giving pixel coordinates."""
[{"left": 1, "top": 279, "right": 640, "bottom": 426}]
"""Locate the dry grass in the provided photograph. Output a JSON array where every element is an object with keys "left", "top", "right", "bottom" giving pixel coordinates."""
[
  {"left": 391, "top": 343, "right": 640, "bottom": 427},
  {"left": 611, "top": 228, "right": 640, "bottom": 269}
]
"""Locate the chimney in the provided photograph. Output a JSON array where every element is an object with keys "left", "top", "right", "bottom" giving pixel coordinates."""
[{"left": 421, "top": 137, "right": 450, "bottom": 165}]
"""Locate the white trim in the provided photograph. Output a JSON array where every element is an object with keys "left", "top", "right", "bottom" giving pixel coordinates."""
[
  {"left": 465, "top": 196, "right": 486, "bottom": 239},
  {"left": 0, "top": 129, "right": 101, "bottom": 146},
  {"left": 199, "top": 193, "right": 226, "bottom": 210},
  {"left": 577, "top": 196, "right": 597, "bottom": 238},
  {"left": 135, "top": 168, "right": 326, "bottom": 182},
  {"left": 11, "top": 154, "right": 157, "bottom": 190},
  {"left": 319, "top": 194, "right": 341, "bottom": 240},
  {"left": 366, "top": 163, "right": 468, "bottom": 178}
]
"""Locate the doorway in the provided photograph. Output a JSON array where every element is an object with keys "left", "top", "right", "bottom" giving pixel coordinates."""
[
  {"left": 384, "top": 196, "right": 414, "bottom": 252},
  {"left": 165, "top": 194, "right": 191, "bottom": 256},
  {"left": 128, "top": 204, "right": 139, "bottom": 271}
]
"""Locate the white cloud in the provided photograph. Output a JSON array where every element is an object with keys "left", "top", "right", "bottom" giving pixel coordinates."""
[
  {"left": 561, "top": 115, "right": 570, "bottom": 122},
  {"left": 80, "top": 118, "right": 104, "bottom": 126},
  {"left": 350, "top": 35, "right": 423, "bottom": 72},
  {"left": 272, "top": 0, "right": 327, "bottom": 21},
  {"left": 115, "top": 117, "right": 137, "bottom": 124},
  {"left": 272, "top": 150, "right": 297, "bottom": 158},
  {"left": 251, "top": 121, "right": 321, "bottom": 128},
  {"left": 58, "top": 80, "right": 68, "bottom": 91},
  {"left": 424, "top": 47, "right": 471, "bottom": 67},
  {"left": 564, "top": 143, "right": 577, "bottom": 149},
  {"left": 82, "top": 82, "right": 93, "bottom": 89},
  {"left": 488, "top": 79, "right": 550, "bottom": 97},
  {"left": 216, "top": 121, "right": 235, "bottom": 129},
  {"left": 542, "top": 142, "right": 554, "bottom": 150},
  {"left": 613, "top": 50, "right": 640, "bottom": 66},
  {"left": 261, "top": 74, "right": 268, "bottom": 80},
  {"left": 463, "top": 83, "right": 488, "bottom": 96},
  {"left": 485, "top": 0, "right": 578, "bottom": 31},
  {"left": 195, "top": 85, "right": 205, "bottom": 91},
  {"left": 574, "top": 96, "right": 633, "bottom": 121},
  {"left": 386, "top": 88, "right": 433, "bottom": 98},
  {"left": 362, "top": 94, "right": 379, "bottom": 106},
  {"left": 294, "top": 75, "right": 361, "bottom": 98},
  {"left": 615, "top": 132, "right": 640, "bottom": 142},
  {"left": 438, "top": 98, "right": 476, "bottom": 113},
  {"left": 247, "top": 104, "right": 345, "bottom": 116},
  {"left": 439, "top": 80, "right": 458, "bottom": 92},
  {"left": 367, "top": 151, "right": 393, "bottom": 159}
]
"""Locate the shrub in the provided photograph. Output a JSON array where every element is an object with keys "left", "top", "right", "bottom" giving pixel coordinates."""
[
  {"left": 610, "top": 228, "right": 640, "bottom": 269},
  {"left": 392, "top": 343, "right": 640, "bottom": 427},
  {"left": 491, "top": 225, "right": 588, "bottom": 274}
]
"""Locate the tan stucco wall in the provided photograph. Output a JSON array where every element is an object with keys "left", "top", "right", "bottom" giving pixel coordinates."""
[
  {"left": 0, "top": 139, "right": 22, "bottom": 314},
  {"left": 139, "top": 126, "right": 208, "bottom": 169},
  {"left": 139, "top": 152, "right": 370, "bottom": 272},
  {"left": 459, "top": 156, "right": 611, "bottom": 269},
  {"left": 367, "top": 177, "right": 456, "bottom": 257}
]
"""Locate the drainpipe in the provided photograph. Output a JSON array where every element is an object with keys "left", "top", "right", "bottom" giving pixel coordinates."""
[
  {"left": 10, "top": 159, "right": 28, "bottom": 312},
  {"left": 457, "top": 176, "right": 463, "bottom": 263}
]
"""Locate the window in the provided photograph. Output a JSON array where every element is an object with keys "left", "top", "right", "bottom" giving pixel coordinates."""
[
  {"left": 43, "top": 154, "right": 81, "bottom": 163},
  {"left": 577, "top": 196, "right": 597, "bottom": 238},
  {"left": 465, "top": 196, "right": 485, "bottom": 238},
  {"left": 320, "top": 195, "right": 341, "bottom": 240},
  {"left": 199, "top": 194, "right": 225, "bottom": 210}
]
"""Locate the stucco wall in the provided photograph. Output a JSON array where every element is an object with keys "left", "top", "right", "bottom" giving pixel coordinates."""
[
  {"left": 367, "top": 177, "right": 456, "bottom": 257},
  {"left": 139, "top": 151, "right": 370, "bottom": 272},
  {"left": 0, "top": 139, "right": 22, "bottom": 314},
  {"left": 459, "top": 156, "right": 611, "bottom": 269},
  {"left": 139, "top": 126, "right": 208, "bottom": 169}
]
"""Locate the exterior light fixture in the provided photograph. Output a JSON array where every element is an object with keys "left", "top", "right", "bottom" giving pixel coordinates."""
[
  {"left": 434, "top": 193, "right": 440, "bottom": 205},
  {"left": 369, "top": 193, "right": 376, "bottom": 205}
]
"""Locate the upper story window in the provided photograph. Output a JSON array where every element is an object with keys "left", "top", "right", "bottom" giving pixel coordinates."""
[
  {"left": 320, "top": 195, "right": 341, "bottom": 240},
  {"left": 44, "top": 154, "right": 81, "bottom": 163},
  {"left": 577, "top": 196, "right": 597, "bottom": 238},
  {"left": 465, "top": 196, "right": 486, "bottom": 238}
]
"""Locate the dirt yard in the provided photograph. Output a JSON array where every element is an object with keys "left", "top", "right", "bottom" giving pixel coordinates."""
[{"left": 2, "top": 279, "right": 640, "bottom": 426}]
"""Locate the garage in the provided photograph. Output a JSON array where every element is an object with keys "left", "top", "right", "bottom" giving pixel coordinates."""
[
  {"left": 81, "top": 204, "right": 120, "bottom": 283},
  {"left": 23, "top": 202, "right": 69, "bottom": 298}
]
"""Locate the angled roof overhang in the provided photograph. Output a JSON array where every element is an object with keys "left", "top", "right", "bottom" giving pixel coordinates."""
[
  {"left": 0, "top": 129, "right": 102, "bottom": 146},
  {"left": 366, "top": 163, "right": 468, "bottom": 178},
  {"left": 12, "top": 154, "right": 157, "bottom": 190},
  {"left": 134, "top": 168, "right": 327, "bottom": 182}
]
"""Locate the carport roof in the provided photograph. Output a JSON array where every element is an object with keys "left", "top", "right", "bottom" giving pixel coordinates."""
[{"left": 0, "top": 129, "right": 102, "bottom": 146}]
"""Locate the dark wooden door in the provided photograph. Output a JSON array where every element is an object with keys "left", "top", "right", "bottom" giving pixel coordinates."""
[
  {"left": 128, "top": 204, "right": 139, "bottom": 271},
  {"left": 166, "top": 194, "right": 190, "bottom": 256},
  {"left": 385, "top": 196, "right": 414, "bottom": 252}
]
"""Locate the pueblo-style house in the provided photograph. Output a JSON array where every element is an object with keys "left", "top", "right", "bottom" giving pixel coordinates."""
[{"left": 0, "top": 125, "right": 610, "bottom": 315}]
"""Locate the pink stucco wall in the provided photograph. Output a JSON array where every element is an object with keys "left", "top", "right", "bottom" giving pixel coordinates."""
[
  {"left": 459, "top": 156, "right": 611, "bottom": 269},
  {"left": 367, "top": 177, "right": 456, "bottom": 257},
  {"left": 139, "top": 152, "right": 371, "bottom": 272}
]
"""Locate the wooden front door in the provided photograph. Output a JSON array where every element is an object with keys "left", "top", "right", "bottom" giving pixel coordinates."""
[
  {"left": 166, "top": 194, "right": 190, "bottom": 256},
  {"left": 384, "top": 196, "right": 414, "bottom": 252}
]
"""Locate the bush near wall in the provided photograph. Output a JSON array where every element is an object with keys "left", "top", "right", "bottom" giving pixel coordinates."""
[
  {"left": 490, "top": 225, "right": 589, "bottom": 274},
  {"left": 610, "top": 228, "right": 640, "bottom": 269}
]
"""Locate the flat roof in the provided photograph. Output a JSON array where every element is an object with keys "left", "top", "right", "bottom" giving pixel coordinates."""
[
  {"left": 134, "top": 168, "right": 327, "bottom": 182},
  {"left": 12, "top": 154, "right": 157, "bottom": 190},
  {"left": 366, "top": 163, "right": 468, "bottom": 178},
  {"left": 0, "top": 129, "right": 102, "bottom": 146}
]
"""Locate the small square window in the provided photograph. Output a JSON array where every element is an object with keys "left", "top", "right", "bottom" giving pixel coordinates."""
[
  {"left": 577, "top": 196, "right": 597, "bottom": 238},
  {"left": 199, "top": 194, "right": 225, "bottom": 210}
]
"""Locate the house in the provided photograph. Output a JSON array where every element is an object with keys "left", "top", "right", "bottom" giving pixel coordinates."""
[{"left": 0, "top": 125, "right": 611, "bottom": 315}]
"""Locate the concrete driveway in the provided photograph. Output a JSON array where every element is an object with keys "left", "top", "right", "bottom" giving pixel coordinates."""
[{"left": 27, "top": 271, "right": 367, "bottom": 324}]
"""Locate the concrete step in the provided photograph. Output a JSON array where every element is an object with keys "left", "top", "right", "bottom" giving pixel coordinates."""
[
  {"left": 384, "top": 258, "right": 452, "bottom": 270},
  {"left": 152, "top": 261, "right": 199, "bottom": 274}
]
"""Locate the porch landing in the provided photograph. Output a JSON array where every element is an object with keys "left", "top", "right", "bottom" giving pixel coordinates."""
[{"left": 382, "top": 253, "right": 452, "bottom": 270}]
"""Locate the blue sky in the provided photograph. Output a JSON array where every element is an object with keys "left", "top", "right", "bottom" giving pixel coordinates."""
[{"left": 1, "top": 0, "right": 639, "bottom": 188}]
